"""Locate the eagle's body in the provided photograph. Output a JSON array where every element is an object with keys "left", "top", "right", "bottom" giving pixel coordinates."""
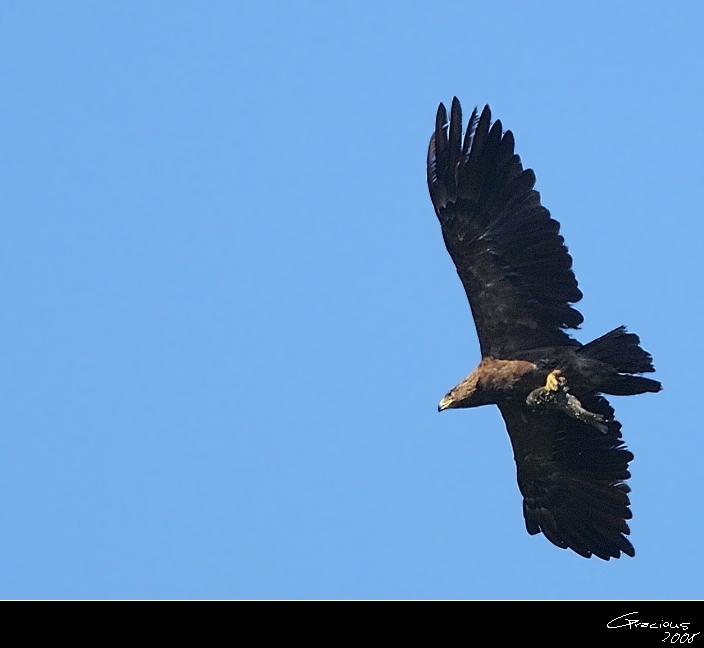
[{"left": 428, "top": 98, "right": 660, "bottom": 560}]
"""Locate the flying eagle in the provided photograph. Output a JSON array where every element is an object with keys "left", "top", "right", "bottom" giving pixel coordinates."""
[{"left": 427, "top": 98, "right": 661, "bottom": 560}]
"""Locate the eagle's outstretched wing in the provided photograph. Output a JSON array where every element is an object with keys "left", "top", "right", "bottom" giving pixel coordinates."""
[
  {"left": 499, "top": 395, "right": 635, "bottom": 559},
  {"left": 427, "top": 98, "right": 583, "bottom": 359}
]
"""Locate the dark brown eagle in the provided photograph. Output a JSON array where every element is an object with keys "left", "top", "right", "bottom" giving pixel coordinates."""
[{"left": 427, "top": 98, "right": 661, "bottom": 560}]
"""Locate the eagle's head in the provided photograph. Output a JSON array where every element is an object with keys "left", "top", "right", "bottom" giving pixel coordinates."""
[{"left": 438, "top": 370, "right": 485, "bottom": 411}]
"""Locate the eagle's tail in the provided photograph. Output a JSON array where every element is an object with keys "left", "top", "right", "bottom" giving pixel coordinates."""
[{"left": 581, "top": 326, "right": 662, "bottom": 396}]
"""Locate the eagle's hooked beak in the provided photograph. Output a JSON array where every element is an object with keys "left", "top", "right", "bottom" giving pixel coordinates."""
[{"left": 438, "top": 395, "right": 454, "bottom": 412}]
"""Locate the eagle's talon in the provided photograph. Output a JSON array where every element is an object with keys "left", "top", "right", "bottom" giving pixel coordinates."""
[{"left": 544, "top": 369, "right": 564, "bottom": 392}]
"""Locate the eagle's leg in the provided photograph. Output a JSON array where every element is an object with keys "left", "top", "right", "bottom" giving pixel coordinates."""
[{"left": 526, "top": 370, "right": 608, "bottom": 434}]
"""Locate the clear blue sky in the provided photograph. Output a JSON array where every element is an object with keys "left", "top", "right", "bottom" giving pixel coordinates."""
[{"left": 0, "top": 2, "right": 702, "bottom": 599}]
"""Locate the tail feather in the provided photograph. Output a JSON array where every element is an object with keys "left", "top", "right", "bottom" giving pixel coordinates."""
[
  {"left": 605, "top": 375, "right": 662, "bottom": 396},
  {"left": 581, "top": 326, "right": 662, "bottom": 396},
  {"left": 581, "top": 326, "right": 655, "bottom": 373}
]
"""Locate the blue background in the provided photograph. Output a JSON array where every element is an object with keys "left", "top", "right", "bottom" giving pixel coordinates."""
[{"left": 1, "top": 2, "right": 701, "bottom": 598}]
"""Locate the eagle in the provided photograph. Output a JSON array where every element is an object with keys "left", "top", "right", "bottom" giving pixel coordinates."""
[{"left": 427, "top": 98, "right": 661, "bottom": 560}]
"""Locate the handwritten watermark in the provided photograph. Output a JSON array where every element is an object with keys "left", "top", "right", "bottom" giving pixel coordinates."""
[{"left": 607, "top": 612, "right": 699, "bottom": 643}]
